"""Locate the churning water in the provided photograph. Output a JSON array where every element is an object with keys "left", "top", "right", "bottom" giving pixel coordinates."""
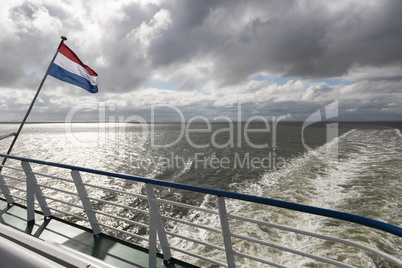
[{"left": 0, "top": 122, "right": 401, "bottom": 267}]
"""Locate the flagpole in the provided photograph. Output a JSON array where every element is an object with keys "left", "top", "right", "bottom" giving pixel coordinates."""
[{"left": 0, "top": 36, "right": 67, "bottom": 172}]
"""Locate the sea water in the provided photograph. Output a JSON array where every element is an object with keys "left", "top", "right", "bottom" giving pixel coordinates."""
[{"left": 0, "top": 122, "right": 401, "bottom": 267}]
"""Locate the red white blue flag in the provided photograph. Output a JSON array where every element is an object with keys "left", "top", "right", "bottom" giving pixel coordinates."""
[{"left": 49, "top": 43, "right": 98, "bottom": 93}]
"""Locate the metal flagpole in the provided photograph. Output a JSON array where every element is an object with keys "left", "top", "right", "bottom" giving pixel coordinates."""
[{"left": 0, "top": 36, "right": 67, "bottom": 172}]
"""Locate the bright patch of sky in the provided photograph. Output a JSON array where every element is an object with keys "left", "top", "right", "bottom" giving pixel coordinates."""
[{"left": 147, "top": 78, "right": 180, "bottom": 90}]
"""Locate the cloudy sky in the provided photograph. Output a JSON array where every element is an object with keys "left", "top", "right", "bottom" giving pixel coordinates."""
[{"left": 1, "top": 0, "right": 402, "bottom": 122}]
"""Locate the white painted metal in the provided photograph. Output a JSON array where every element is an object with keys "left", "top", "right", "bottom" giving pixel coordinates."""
[
  {"left": 9, "top": 195, "right": 26, "bottom": 202},
  {"left": 145, "top": 184, "right": 172, "bottom": 266},
  {"left": 31, "top": 171, "right": 73, "bottom": 182},
  {"left": 37, "top": 183, "right": 79, "bottom": 196},
  {"left": 228, "top": 213, "right": 402, "bottom": 266},
  {"left": 0, "top": 174, "right": 14, "bottom": 204},
  {"left": 218, "top": 197, "right": 236, "bottom": 268},
  {"left": 1, "top": 158, "right": 401, "bottom": 268},
  {"left": 0, "top": 165, "right": 24, "bottom": 172},
  {"left": 0, "top": 223, "right": 116, "bottom": 268},
  {"left": 97, "top": 222, "right": 150, "bottom": 241},
  {"left": 1, "top": 174, "right": 25, "bottom": 182},
  {"left": 160, "top": 214, "right": 222, "bottom": 233},
  {"left": 231, "top": 250, "right": 287, "bottom": 268},
  {"left": 169, "top": 245, "right": 228, "bottom": 267},
  {"left": 84, "top": 181, "right": 148, "bottom": 200},
  {"left": 88, "top": 196, "right": 149, "bottom": 215},
  {"left": 70, "top": 170, "right": 102, "bottom": 234},
  {"left": 6, "top": 185, "right": 25, "bottom": 192},
  {"left": 43, "top": 195, "right": 84, "bottom": 209},
  {"left": 157, "top": 198, "right": 220, "bottom": 215},
  {"left": 165, "top": 230, "right": 225, "bottom": 251},
  {"left": 21, "top": 161, "right": 51, "bottom": 220},
  {"left": 230, "top": 233, "right": 354, "bottom": 268},
  {"left": 0, "top": 236, "right": 65, "bottom": 268},
  {"left": 47, "top": 206, "right": 89, "bottom": 221},
  {"left": 93, "top": 209, "right": 148, "bottom": 229}
]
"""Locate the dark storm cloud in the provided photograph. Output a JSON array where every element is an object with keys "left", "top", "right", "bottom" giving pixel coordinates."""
[
  {"left": 1, "top": 0, "right": 402, "bottom": 122},
  {"left": 1, "top": 0, "right": 402, "bottom": 92},
  {"left": 147, "top": 0, "right": 402, "bottom": 87}
]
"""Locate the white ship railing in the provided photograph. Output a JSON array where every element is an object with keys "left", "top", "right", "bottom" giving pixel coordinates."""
[{"left": 0, "top": 153, "right": 401, "bottom": 268}]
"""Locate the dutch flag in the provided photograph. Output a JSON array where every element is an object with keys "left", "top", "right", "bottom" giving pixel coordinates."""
[{"left": 49, "top": 43, "right": 98, "bottom": 93}]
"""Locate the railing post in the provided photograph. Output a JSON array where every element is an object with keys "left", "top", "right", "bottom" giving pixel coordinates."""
[
  {"left": 0, "top": 173, "right": 15, "bottom": 204},
  {"left": 21, "top": 161, "right": 52, "bottom": 221},
  {"left": 218, "top": 196, "right": 236, "bottom": 268},
  {"left": 71, "top": 170, "right": 101, "bottom": 235},
  {"left": 145, "top": 184, "right": 172, "bottom": 268}
]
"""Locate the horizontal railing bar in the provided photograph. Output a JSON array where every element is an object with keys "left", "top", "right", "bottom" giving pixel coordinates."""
[
  {"left": 169, "top": 245, "right": 228, "bottom": 267},
  {"left": 88, "top": 197, "right": 149, "bottom": 215},
  {"left": 83, "top": 182, "right": 148, "bottom": 200},
  {"left": 230, "top": 212, "right": 344, "bottom": 238},
  {"left": 157, "top": 198, "right": 219, "bottom": 215},
  {"left": 98, "top": 222, "right": 149, "bottom": 242},
  {"left": 7, "top": 185, "right": 25, "bottom": 192},
  {"left": 1, "top": 174, "right": 25, "bottom": 182},
  {"left": 165, "top": 231, "right": 225, "bottom": 251},
  {"left": 160, "top": 214, "right": 221, "bottom": 233},
  {"left": 228, "top": 213, "right": 402, "bottom": 266},
  {"left": 43, "top": 196, "right": 84, "bottom": 209},
  {"left": 31, "top": 171, "right": 73, "bottom": 183},
  {"left": 48, "top": 207, "right": 88, "bottom": 222},
  {"left": 2, "top": 153, "right": 400, "bottom": 237},
  {"left": 0, "top": 165, "right": 24, "bottom": 172},
  {"left": 232, "top": 250, "right": 288, "bottom": 268},
  {"left": 93, "top": 209, "right": 148, "bottom": 229},
  {"left": 37, "top": 184, "right": 79, "bottom": 196},
  {"left": 9, "top": 195, "right": 26, "bottom": 202},
  {"left": 230, "top": 233, "right": 354, "bottom": 268},
  {"left": 0, "top": 155, "right": 400, "bottom": 267}
]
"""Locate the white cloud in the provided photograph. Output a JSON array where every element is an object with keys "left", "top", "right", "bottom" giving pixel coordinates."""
[
  {"left": 1, "top": 0, "right": 402, "bottom": 121},
  {"left": 343, "top": 65, "right": 402, "bottom": 82},
  {"left": 127, "top": 9, "right": 172, "bottom": 48},
  {"left": 341, "top": 79, "right": 402, "bottom": 95}
]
